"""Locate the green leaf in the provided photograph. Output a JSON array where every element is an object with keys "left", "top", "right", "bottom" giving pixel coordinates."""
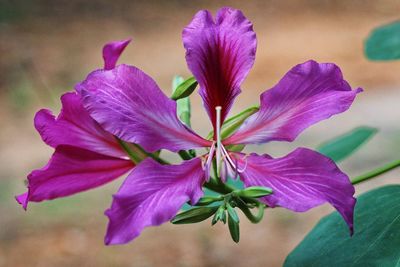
[
  {"left": 171, "top": 206, "right": 218, "bottom": 224},
  {"left": 235, "top": 186, "right": 273, "bottom": 198},
  {"left": 228, "top": 212, "right": 240, "bottom": 243},
  {"left": 207, "top": 105, "right": 259, "bottom": 140},
  {"left": 317, "top": 126, "right": 377, "bottom": 162},
  {"left": 171, "top": 76, "right": 197, "bottom": 100},
  {"left": 365, "top": 20, "right": 400, "bottom": 61},
  {"left": 284, "top": 185, "right": 400, "bottom": 267}
]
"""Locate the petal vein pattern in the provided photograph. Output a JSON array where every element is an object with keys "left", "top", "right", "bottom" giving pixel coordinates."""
[
  {"left": 77, "top": 64, "right": 211, "bottom": 152},
  {"left": 105, "top": 158, "right": 205, "bottom": 245},
  {"left": 183, "top": 7, "right": 256, "bottom": 128},
  {"left": 16, "top": 146, "right": 134, "bottom": 209},
  {"left": 225, "top": 60, "right": 362, "bottom": 145},
  {"left": 35, "top": 92, "right": 126, "bottom": 158},
  {"left": 238, "top": 148, "right": 356, "bottom": 232}
]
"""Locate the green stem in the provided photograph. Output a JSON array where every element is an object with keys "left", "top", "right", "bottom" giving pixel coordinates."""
[
  {"left": 116, "top": 138, "right": 142, "bottom": 164},
  {"left": 132, "top": 144, "right": 169, "bottom": 165},
  {"left": 351, "top": 159, "right": 400, "bottom": 185},
  {"left": 236, "top": 201, "right": 265, "bottom": 224},
  {"left": 204, "top": 178, "right": 235, "bottom": 195}
]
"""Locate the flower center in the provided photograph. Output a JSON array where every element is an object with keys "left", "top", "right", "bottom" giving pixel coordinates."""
[{"left": 201, "top": 106, "right": 246, "bottom": 182}]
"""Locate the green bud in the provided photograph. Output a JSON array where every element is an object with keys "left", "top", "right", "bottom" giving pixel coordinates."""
[
  {"left": 235, "top": 186, "right": 273, "bottom": 198},
  {"left": 228, "top": 212, "right": 240, "bottom": 243},
  {"left": 171, "top": 206, "right": 218, "bottom": 224},
  {"left": 172, "top": 76, "right": 193, "bottom": 127},
  {"left": 212, "top": 205, "right": 226, "bottom": 225},
  {"left": 171, "top": 76, "right": 197, "bottom": 100},
  {"left": 226, "top": 203, "right": 240, "bottom": 223}
]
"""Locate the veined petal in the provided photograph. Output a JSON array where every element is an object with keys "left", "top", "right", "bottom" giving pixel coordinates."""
[
  {"left": 105, "top": 158, "right": 204, "bottom": 245},
  {"left": 35, "top": 92, "right": 125, "bottom": 158},
  {"left": 238, "top": 148, "right": 356, "bottom": 232},
  {"left": 103, "top": 39, "right": 131, "bottom": 70},
  {"left": 183, "top": 7, "right": 256, "bottom": 129},
  {"left": 225, "top": 60, "right": 362, "bottom": 145},
  {"left": 16, "top": 145, "right": 134, "bottom": 210},
  {"left": 76, "top": 64, "right": 211, "bottom": 152}
]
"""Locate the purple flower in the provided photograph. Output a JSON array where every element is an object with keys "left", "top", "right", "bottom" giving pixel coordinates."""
[
  {"left": 76, "top": 8, "right": 360, "bottom": 245},
  {"left": 16, "top": 39, "right": 136, "bottom": 209}
]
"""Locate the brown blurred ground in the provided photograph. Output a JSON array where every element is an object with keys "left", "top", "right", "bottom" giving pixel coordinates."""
[{"left": 1, "top": 1, "right": 400, "bottom": 266}]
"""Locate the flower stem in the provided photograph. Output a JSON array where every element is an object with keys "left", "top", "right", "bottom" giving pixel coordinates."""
[
  {"left": 116, "top": 138, "right": 143, "bottom": 164},
  {"left": 351, "top": 159, "right": 400, "bottom": 185},
  {"left": 132, "top": 144, "right": 169, "bottom": 165},
  {"left": 235, "top": 201, "right": 265, "bottom": 223}
]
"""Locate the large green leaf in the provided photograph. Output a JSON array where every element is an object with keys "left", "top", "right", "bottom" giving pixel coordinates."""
[
  {"left": 365, "top": 20, "right": 400, "bottom": 61},
  {"left": 284, "top": 185, "right": 400, "bottom": 267},
  {"left": 317, "top": 126, "right": 377, "bottom": 162}
]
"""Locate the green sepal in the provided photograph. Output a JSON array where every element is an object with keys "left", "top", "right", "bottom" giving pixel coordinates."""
[
  {"left": 171, "top": 206, "right": 218, "bottom": 224},
  {"left": 207, "top": 105, "right": 259, "bottom": 140},
  {"left": 171, "top": 76, "right": 197, "bottom": 100},
  {"left": 317, "top": 126, "right": 377, "bottom": 163},
  {"left": 228, "top": 212, "right": 240, "bottom": 243},
  {"left": 212, "top": 205, "right": 226, "bottom": 225},
  {"left": 235, "top": 186, "right": 273, "bottom": 198}
]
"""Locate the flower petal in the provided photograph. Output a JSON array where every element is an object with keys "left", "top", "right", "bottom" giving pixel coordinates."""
[
  {"left": 225, "top": 60, "right": 362, "bottom": 145},
  {"left": 35, "top": 92, "right": 125, "bottom": 158},
  {"left": 105, "top": 158, "right": 205, "bottom": 245},
  {"left": 16, "top": 145, "right": 134, "bottom": 210},
  {"left": 238, "top": 148, "right": 356, "bottom": 232},
  {"left": 183, "top": 7, "right": 256, "bottom": 128},
  {"left": 76, "top": 64, "right": 211, "bottom": 152},
  {"left": 103, "top": 39, "right": 131, "bottom": 70}
]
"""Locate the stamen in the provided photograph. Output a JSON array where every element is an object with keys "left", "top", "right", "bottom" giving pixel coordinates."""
[
  {"left": 237, "top": 155, "right": 249, "bottom": 173},
  {"left": 215, "top": 106, "right": 222, "bottom": 177},
  {"left": 204, "top": 142, "right": 216, "bottom": 181},
  {"left": 220, "top": 145, "right": 236, "bottom": 169}
]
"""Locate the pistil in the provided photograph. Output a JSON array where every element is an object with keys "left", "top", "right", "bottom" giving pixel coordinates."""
[{"left": 215, "top": 106, "right": 222, "bottom": 177}]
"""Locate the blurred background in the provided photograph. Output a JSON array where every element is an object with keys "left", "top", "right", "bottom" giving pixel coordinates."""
[{"left": 1, "top": 0, "right": 400, "bottom": 266}]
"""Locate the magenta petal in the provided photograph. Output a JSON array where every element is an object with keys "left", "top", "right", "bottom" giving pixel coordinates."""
[
  {"left": 103, "top": 39, "right": 131, "bottom": 70},
  {"left": 183, "top": 7, "right": 256, "bottom": 128},
  {"left": 225, "top": 60, "right": 362, "bottom": 145},
  {"left": 35, "top": 92, "right": 125, "bottom": 158},
  {"left": 238, "top": 148, "right": 356, "bottom": 232},
  {"left": 77, "top": 64, "right": 211, "bottom": 152},
  {"left": 17, "top": 145, "right": 134, "bottom": 209},
  {"left": 105, "top": 158, "right": 205, "bottom": 245}
]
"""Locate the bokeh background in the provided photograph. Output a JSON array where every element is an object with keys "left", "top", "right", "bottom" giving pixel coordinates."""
[{"left": 1, "top": 1, "right": 400, "bottom": 266}]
